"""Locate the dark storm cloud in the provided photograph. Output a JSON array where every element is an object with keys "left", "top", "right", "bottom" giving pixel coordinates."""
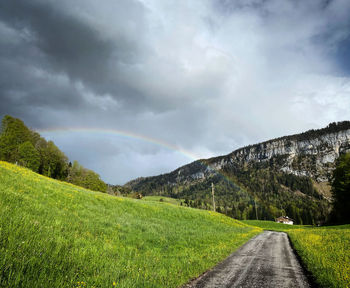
[
  {"left": 0, "top": 1, "right": 113, "bottom": 79},
  {"left": 0, "top": 0, "right": 150, "bottom": 117}
]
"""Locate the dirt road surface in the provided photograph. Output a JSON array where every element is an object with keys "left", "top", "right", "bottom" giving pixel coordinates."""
[{"left": 184, "top": 231, "right": 311, "bottom": 288}]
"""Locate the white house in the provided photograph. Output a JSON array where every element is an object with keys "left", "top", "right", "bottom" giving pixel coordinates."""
[{"left": 275, "top": 216, "right": 294, "bottom": 225}]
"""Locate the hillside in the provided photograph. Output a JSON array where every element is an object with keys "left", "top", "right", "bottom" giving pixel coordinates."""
[
  {"left": 0, "top": 161, "right": 261, "bottom": 288},
  {"left": 0, "top": 115, "right": 107, "bottom": 192},
  {"left": 126, "top": 121, "right": 350, "bottom": 224}
]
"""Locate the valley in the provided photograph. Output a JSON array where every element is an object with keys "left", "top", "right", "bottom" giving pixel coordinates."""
[{"left": 0, "top": 117, "right": 349, "bottom": 287}]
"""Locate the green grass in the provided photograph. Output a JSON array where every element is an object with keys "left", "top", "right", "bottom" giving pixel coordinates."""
[
  {"left": 241, "top": 220, "right": 309, "bottom": 231},
  {"left": 242, "top": 220, "right": 350, "bottom": 288},
  {"left": 142, "top": 196, "right": 183, "bottom": 206},
  {"left": 0, "top": 161, "right": 261, "bottom": 288},
  {"left": 288, "top": 227, "right": 350, "bottom": 288}
]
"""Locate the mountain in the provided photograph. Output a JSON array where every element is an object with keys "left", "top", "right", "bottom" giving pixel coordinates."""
[{"left": 125, "top": 121, "right": 350, "bottom": 224}]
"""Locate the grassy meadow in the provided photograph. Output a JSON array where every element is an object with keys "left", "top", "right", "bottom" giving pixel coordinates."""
[
  {"left": 244, "top": 220, "right": 350, "bottom": 288},
  {"left": 141, "top": 196, "right": 183, "bottom": 206},
  {"left": 241, "top": 220, "right": 309, "bottom": 231},
  {"left": 0, "top": 161, "right": 261, "bottom": 288}
]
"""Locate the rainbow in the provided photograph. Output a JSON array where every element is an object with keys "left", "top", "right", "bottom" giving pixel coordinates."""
[
  {"left": 37, "top": 127, "right": 201, "bottom": 161},
  {"left": 38, "top": 127, "right": 238, "bottom": 192}
]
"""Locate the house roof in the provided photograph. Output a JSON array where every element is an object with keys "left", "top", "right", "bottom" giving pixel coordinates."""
[{"left": 276, "top": 216, "right": 294, "bottom": 221}]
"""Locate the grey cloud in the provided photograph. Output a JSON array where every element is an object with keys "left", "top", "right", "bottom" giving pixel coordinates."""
[
  {"left": 0, "top": 0, "right": 149, "bottom": 112},
  {"left": 0, "top": 0, "right": 115, "bottom": 82}
]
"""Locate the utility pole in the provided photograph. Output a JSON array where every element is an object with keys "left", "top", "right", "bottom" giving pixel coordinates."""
[
  {"left": 254, "top": 197, "right": 258, "bottom": 220},
  {"left": 211, "top": 182, "right": 216, "bottom": 212}
]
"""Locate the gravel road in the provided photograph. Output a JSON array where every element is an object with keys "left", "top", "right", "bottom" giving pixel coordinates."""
[{"left": 183, "top": 231, "right": 311, "bottom": 288}]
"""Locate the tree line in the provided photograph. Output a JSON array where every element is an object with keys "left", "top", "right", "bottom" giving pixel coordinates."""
[{"left": 0, "top": 115, "right": 107, "bottom": 192}]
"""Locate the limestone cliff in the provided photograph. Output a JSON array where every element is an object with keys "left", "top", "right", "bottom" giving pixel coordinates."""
[
  {"left": 208, "top": 125, "right": 350, "bottom": 182},
  {"left": 127, "top": 121, "right": 350, "bottom": 192}
]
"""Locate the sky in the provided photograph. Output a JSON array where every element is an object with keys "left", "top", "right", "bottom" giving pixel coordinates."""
[{"left": 1, "top": 0, "right": 350, "bottom": 184}]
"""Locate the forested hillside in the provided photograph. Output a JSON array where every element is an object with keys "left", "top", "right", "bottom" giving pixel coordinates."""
[
  {"left": 126, "top": 122, "right": 350, "bottom": 225},
  {"left": 0, "top": 115, "right": 106, "bottom": 192}
]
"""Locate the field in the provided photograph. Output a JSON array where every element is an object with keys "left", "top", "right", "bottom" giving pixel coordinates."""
[
  {"left": 243, "top": 220, "right": 350, "bottom": 288},
  {"left": 0, "top": 161, "right": 261, "bottom": 288},
  {"left": 241, "top": 220, "right": 309, "bottom": 231},
  {"left": 141, "top": 195, "right": 183, "bottom": 206}
]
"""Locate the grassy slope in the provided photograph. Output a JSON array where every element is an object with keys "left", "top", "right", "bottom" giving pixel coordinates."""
[
  {"left": 0, "top": 161, "right": 261, "bottom": 288},
  {"left": 243, "top": 220, "right": 350, "bottom": 288},
  {"left": 142, "top": 196, "right": 183, "bottom": 206}
]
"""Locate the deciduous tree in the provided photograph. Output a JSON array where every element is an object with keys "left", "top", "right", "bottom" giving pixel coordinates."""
[{"left": 18, "top": 141, "right": 40, "bottom": 172}]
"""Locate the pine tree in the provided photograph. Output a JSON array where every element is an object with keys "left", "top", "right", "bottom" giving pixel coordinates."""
[{"left": 331, "top": 153, "right": 350, "bottom": 223}]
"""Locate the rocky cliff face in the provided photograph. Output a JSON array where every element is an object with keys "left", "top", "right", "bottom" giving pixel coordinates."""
[
  {"left": 207, "top": 128, "right": 350, "bottom": 182},
  {"left": 126, "top": 121, "right": 350, "bottom": 191}
]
